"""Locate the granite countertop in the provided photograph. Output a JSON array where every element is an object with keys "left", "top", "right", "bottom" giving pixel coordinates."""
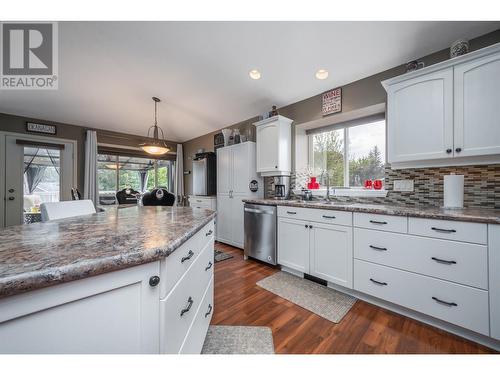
[
  {"left": 0, "top": 206, "right": 216, "bottom": 299},
  {"left": 242, "top": 198, "right": 500, "bottom": 224}
]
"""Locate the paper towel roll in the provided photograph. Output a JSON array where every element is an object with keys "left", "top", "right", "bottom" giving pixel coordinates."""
[{"left": 443, "top": 174, "right": 464, "bottom": 208}]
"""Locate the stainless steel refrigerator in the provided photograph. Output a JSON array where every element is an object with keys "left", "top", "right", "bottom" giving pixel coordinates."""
[{"left": 192, "top": 152, "right": 216, "bottom": 196}]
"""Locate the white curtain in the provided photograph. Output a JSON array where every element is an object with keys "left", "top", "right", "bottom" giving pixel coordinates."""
[
  {"left": 174, "top": 144, "right": 184, "bottom": 205},
  {"left": 84, "top": 130, "right": 98, "bottom": 206}
]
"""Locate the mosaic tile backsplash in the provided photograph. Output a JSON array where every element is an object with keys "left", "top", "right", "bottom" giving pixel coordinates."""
[{"left": 264, "top": 164, "right": 500, "bottom": 209}]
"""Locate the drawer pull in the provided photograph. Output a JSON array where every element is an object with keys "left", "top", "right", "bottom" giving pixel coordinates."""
[
  {"left": 370, "top": 278, "right": 388, "bottom": 286},
  {"left": 205, "top": 304, "right": 213, "bottom": 318},
  {"left": 322, "top": 215, "right": 336, "bottom": 219},
  {"left": 431, "top": 227, "right": 456, "bottom": 233},
  {"left": 181, "top": 250, "right": 195, "bottom": 263},
  {"left": 197, "top": 200, "right": 202, "bottom": 202},
  {"left": 206, "top": 229, "right": 213, "bottom": 236},
  {"left": 369, "top": 245, "right": 388, "bottom": 251},
  {"left": 432, "top": 296, "right": 458, "bottom": 307},
  {"left": 180, "top": 297, "right": 194, "bottom": 316},
  {"left": 205, "top": 261, "right": 213, "bottom": 271},
  {"left": 431, "top": 257, "right": 457, "bottom": 265},
  {"left": 369, "top": 220, "right": 388, "bottom": 225},
  {"left": 287, "top": 211, "right": 297, "bottom": 215}
]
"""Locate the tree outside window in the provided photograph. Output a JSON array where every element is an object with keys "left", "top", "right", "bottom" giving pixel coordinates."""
[{"left": 310, "top": 120, "right": 385, "bottom": 188}]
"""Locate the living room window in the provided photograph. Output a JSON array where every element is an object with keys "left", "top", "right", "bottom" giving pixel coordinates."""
[
  {"left": 97, "top": 154, "right": 174, "bottom": 204},
  {"left": 308, "top": 119, "right": 386, "bottom": 188}
]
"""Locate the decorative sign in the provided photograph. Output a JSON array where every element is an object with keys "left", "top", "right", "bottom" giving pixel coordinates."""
[
  {"left": 249, "top": 180, "right": 259, "bottom": 192},
  {"left": 26, "top": 122, "right": 57, "bottom": 135},
  {"left": 322, "top": 87, "right": 342, "bottom": 116}
]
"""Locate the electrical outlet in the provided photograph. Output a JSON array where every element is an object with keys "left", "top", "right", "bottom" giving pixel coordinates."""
[{"left": 393, "top": 179, "right": 414, "bottom": 192}]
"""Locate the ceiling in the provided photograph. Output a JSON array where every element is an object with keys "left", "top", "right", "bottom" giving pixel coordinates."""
[{"left": 1, "top": 21, "right": 499, "bottom": 142}]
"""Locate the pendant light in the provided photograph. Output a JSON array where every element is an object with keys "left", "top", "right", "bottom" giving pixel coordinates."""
[{"left": 140, "top": 97, "right": 170, "bottom": 155}]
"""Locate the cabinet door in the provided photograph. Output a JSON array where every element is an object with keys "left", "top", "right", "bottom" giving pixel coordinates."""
[
  {"left": 277, "top": 217, "right": 310, "bottom": 273},
  {"left": 454, "top": 51, "right": 500, "bottom": 157},
  {"left": 0, "top": 262, "right": 160, "bottom": 354},
  {"left": 387, "top": 67, "right": 454, "bottom": 163},
  {"left": 231, "top": 194, "right": 246, "bottom": 248},
  {"left": 232, "top": 143, "right": 250, "bottom": 195},
  {"left": 216, "top": 147, "right": 231, "bottom": 194},
  {"left": 310, "top": 223, "right": 353, "bottom": 288},
  {"left": 256, "top": 122, "right": 279, "bottom": 173},
  {"left": 216, "top": 195, "right": 232, "bottom": 244}
]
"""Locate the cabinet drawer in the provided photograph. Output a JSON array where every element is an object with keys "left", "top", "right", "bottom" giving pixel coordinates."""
[
  {"left": 160, "top": 241, "right": 214, "bottom": 354},
  {"left": 180, "top": 276, "right": 214, "bottom": 354},
  {"left": 354, "top": 213, "right": 407, "bottom": 233},
  {"left": 278, "top": 206, "right": 352, "bottom": 226},
  {"left": 160, "top": 220, "right": 214, "bottom": 298},
  {"left": 354, "top": 259, "right": 489, "bottom": 335},
  {"left": 408, "top": 217, "right": 487, "bottom": 244},
  {"left": 354, "top": 228, "right": 488, "bottom": 289}
]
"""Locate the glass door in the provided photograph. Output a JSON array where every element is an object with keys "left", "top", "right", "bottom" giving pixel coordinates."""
[{"left": 3, "top": 135, "right": 75, "bottom": 227}]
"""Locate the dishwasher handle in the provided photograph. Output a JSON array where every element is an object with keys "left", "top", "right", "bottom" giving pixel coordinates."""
[{"left": 244, "top": 207, "right": 274, "bottom": 215}]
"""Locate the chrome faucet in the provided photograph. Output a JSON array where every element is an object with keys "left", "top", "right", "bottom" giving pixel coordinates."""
[{"left": 321, "top": 170, "right": 331, "bottom": 201}]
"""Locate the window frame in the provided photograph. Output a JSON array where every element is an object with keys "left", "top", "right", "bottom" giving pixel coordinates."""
[
  {"left": 308, "top": 120, "right": 386, "bottom": 188},
  {"left": 97, "top": 154, "right": 175, "bottom": 195}
]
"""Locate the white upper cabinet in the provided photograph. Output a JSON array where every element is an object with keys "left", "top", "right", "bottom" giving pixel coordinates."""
[
  {"left": 454, "top": 52, "right": 500, "bottom": 157},
  {"left": 386, "top": 68, "right": 454, "bottom": 163},
  {"left": 253, "top": 115, "right": 293, "bottom": 176},
  {"left": 383, "top": 43, "right": 500, "bottom": 168}
]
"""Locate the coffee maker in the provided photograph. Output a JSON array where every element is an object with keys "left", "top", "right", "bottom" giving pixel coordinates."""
[{"left": 273, "top": 176, "right": 290, "bottom": 200}]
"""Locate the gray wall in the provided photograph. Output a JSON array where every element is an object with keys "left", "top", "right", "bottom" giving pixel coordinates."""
[
  {"left": 0, "top": 112, "right": 177, "bottom": 192},
  {"left": 182, "top": 28, "right": 500, "bottom": 195}
]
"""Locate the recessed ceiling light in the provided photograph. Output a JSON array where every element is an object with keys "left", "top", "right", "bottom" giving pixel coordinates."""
[
  {"left": 249, "top": 69, "right": 261, "bottom": 80},
  {"left": 315, "top": 69, "right": 329, "bottom": 80}
]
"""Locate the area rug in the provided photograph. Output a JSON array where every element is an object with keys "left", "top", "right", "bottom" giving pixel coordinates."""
[
  {"left": 256, "top": 271, "right": 357, "bottom": 323},
  {"left": 214, "top": 249, "right": 233, "bottom": 263},
  {"left": 201, "top": 325, "right": 275, "bottom": 354}
]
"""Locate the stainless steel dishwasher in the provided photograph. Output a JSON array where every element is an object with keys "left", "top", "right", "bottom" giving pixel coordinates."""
[{"left": 244, "top": 203, "right": 277, "bottom": 265}]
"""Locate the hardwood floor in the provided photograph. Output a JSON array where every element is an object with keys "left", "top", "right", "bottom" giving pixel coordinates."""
[{"left": 212, "top": 242, "right": 495, "bottom": 354}]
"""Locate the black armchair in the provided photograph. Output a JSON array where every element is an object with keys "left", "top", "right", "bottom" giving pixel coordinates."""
[
  {"left": 141, "top": 188, "right": 175, "bottom": 206},
  {"left": 116, "top": 188, "right": 140, "bottom": 205}
]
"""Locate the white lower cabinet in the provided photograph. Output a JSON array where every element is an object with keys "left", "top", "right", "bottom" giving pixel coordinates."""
[
  {"left": 354, "top": 259, "right": 489, "bottom": 336},
  {"left": 160, "top": 240, "right": 214, "bottom": 354},
  {"left": 310, "top": 222, "right": 353, "bottom": 288},
  {"left": 277, "top": 209, "right": 353, "bottom": 288},
  {"left": 0, "top": 262, "right": 161, "bottom": 354},
  {"left": 180, "top": 276, "right": 214, "bottom": 354},
  {"left": 278, "top": 217, "right": 310, "bottom": 273}
]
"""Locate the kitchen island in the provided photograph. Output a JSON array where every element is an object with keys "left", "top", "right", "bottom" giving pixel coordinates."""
[{"left": 0, "top": 206, "right": 216, "bottom": 354}]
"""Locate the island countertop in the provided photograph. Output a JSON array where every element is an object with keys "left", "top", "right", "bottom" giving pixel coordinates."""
[
  {"left": 0, "top": 206, "right": 216, "bottom": 299},
  {"left": 242, "top": 198, "right": 500, "bottom": 224}
]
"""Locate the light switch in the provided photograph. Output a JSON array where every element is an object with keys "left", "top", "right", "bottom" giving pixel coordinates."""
[{"left": 393, "top": 179, "right": 414, "bottom": 192}]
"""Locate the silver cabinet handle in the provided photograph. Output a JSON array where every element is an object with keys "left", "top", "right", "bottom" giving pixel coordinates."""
[
  {"left": 369, "top": 245, "right": 388, "bottom": 251},
  {"left": 205, "top": 261, "right": 213, "bottom": 271},
  {"left": 322, "top": 215, "right": 336, "bottom": 219},
  {"left": 370, "top": 278, "right": 388, "bottom": 286},
  {"left": 244, "top": 208, "right": 274, "bottom": 214},
  {"left": 369, "top": 220, "right": 388, "bottom": 225},
  {"left": 432, "top": 296, "right": 457, "bottom": 307},
  {"left": 431, "top": 227, "right": 456, "bottom": 233},
  {"left": 431, "top": 257, "right": 456, "bottom": 265},
  {"left": 205, "top": 304, "right": 213, "bottom": 318},
  {"left": 286, "top": 211, "right": 297, "bottom": 215},
  {"left": 206, "top": 229, "right": 213, "bottom": 236},
  {"left": 181, "top": 250, "right": 194, "bottom": 263},
  {"left": 180, "top": 297, "right": 194, "bottom": 316}
]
